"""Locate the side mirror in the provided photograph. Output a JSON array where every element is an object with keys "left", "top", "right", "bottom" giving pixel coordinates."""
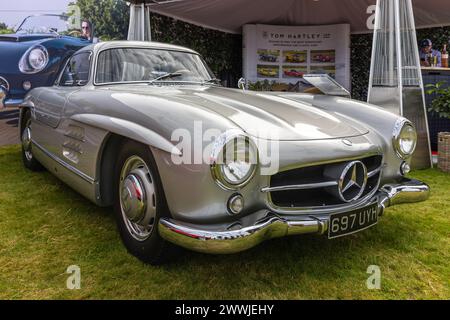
[{"left": 237, "top": 77, "right": 247, "bottom": 91}]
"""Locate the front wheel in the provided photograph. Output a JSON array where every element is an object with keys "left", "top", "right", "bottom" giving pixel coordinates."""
[
  {"left": 21, "top": 109, "right": 43, "bottom": 171},
  {"left": 113, "top": 140, "right": 176, "bottom": 265}
]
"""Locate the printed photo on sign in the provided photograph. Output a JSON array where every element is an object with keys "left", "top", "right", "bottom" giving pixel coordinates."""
[
  {"left": 257, "top": 65, "right": 279, "bottom": 78},
  {"left": 282, "top": 66, "right": 307, "bottom": 78},
  {"left": 283, "top": 50, "right": 307, "bottom": 63},
  {"left": 311, "top": 50, "right": 336, "bottom": 63},
  {"left": 257, "top": 49, "right": 280, "bottom": 63},
  {"left": 243, "top": 24, "right": 350, "bottom": 90},
  {"left": 310, "top": 65, "right": 336, "bottom": 78}
]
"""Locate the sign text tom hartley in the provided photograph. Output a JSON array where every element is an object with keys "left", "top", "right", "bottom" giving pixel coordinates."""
[{"left": 243, "top": 24, "right": 351, "bottom": 91}]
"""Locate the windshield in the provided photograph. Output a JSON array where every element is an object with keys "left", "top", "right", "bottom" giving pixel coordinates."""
[
  {"left": 15, "top": 15, "right": 79, "bottom": 35},
  {"left": 95, "top": 48, "right": 215, "bottom": 85}
]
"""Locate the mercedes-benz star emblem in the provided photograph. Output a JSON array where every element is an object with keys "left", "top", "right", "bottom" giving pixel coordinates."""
[{"left": 338, "top": 161, "right": 368, "bottom": 202}]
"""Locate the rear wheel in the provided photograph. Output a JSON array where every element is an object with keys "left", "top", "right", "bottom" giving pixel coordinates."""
[
  {"left": 113, "top": 140, "right": 176, "bottom": 265},
  {"left": 21, "top": 109, "right": 43, "bottom": 171}
]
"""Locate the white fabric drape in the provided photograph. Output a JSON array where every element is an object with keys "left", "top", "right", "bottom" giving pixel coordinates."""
[{"left": 128, "top": 3, "right": 152, "bottom": 41}]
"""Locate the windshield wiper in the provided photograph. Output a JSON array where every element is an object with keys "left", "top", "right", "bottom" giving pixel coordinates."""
[
  {"left": 202, "top": 78, "right": 221, "bottom": 85},
  {"left": 148, "top": 72, "right": 182, "bottom": 84}
]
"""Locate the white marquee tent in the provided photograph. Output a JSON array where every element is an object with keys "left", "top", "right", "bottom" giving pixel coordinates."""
[{"left": 129, "top": 0, "right": 450, "bottom": 34}]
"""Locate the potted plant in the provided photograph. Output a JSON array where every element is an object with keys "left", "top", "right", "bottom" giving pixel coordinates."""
[{"left": 426, "top": 81, "right": 450, "bottom": 172}]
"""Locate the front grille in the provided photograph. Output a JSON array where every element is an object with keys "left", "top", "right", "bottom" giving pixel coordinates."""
[
  {"left": 266, "top": 155, "right": 383, "bottom": 208},
  {"left": 0, "top": 76, "right": 9, "bottom": 91}
]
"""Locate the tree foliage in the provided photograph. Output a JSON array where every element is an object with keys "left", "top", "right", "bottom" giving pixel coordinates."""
[
  {"left": 74, "top": 0, "right": 129, "bottom": 40},
  {"left": 0, "top": 22, "right": 13, "bottom": 34},
  {"left": 73, "top": 1, "right": 242, "bottom": 84}
]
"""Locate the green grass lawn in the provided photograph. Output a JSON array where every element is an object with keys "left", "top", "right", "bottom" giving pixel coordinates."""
[{"left": 0, "top": 145, "right": 449, "bottom": 299}]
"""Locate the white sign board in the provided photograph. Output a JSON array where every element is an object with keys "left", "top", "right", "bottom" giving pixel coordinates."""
[{"left": 243, "top": 24, "right": 351, "bottom": 91}]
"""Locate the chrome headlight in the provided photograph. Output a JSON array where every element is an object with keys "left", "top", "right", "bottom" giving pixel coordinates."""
[
  {"left": 19, "top": 45, "right": 49, "bottom": 74},
  {"left": 210, "top": 131, "right": 258, "bottom": 190},
  {"left": 393, "top": 119, "right": 417, "bottom": 159}
]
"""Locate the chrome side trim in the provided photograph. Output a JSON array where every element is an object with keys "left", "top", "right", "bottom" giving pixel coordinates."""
[
  {"left": 64, "top": 132, "right": 86, "bottom": 142},
  {"left": 34, "top": 110, "right": 60, "bottom": 128},
  {"left": 159, "top": 178, "right": 430, "bottom": 254},
  {"left": 62, "top": 141, "right": 83, "bottom": 154},
  {"left": 32, "top": 139, "right": 94, "bottom": 184}
]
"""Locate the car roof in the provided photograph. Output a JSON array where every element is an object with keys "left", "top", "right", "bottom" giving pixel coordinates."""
[{"left": 77, "top": 40, "right": 199, "bottom": 55}]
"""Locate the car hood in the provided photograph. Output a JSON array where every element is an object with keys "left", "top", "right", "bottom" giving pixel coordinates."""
[
  {"left": 104, "top": 85, "right": 369, "bottom": 141},
  {"left": 0, "top": 37, "right": 46, "bottom": 73},
  {"left": 0, "top": 33, "right": 56, "bottom": 43}
]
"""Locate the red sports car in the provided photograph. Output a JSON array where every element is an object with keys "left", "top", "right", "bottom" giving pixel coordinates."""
[{"left": 284, "top": 69, "right": 304, "bottom": 77}]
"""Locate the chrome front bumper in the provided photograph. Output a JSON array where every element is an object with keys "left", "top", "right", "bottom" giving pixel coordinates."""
[
  {"left": 158, "top": 178, "right": 430, "bottom": 254},
  {"left": 0, "top": 98, "right": 24, "bottom": 109}
]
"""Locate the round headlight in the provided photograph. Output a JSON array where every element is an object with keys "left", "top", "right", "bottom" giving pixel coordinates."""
[
  {"left": 211, "top": 131, "right": 257, "bottom": 190},
  {"left": 28, "top": 48, "right": 48, "bottom": 70},
  {"left": 393, "top": 119, "right": 417, "bottom": 159},
  {"left": 19, "top": 45, "right": 49, "bottom": 74}
]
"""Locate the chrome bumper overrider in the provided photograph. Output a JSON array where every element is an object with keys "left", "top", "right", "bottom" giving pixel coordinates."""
[
  {"left": 2, "top": 98, "right": 24, "bottom": 109},
  {"left": 0, "top": 93, "right": 24, "bottom": 109},
  {"left": 158, "top": 178, "right": 430, "bottom": 254}
]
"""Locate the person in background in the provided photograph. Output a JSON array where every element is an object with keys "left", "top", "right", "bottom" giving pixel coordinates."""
[
  {"left": 419, "top": 39, "right": 441, "bottom": 67},
  {"left": 80, "top": 19, "right": 98, "bottom": 43}
]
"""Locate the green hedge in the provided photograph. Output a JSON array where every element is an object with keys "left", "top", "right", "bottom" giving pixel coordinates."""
[{"left": 150, "top": 13, "right": 242, "bottom": 86}]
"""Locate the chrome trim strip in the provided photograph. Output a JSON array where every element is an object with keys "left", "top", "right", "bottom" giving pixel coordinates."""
[
  {"left": 159, "top": 178, "right": 430, "bottom": 254},
  {"left": 64, "top": 132, "right": 86, "bottom": 142},
  {"left": 62, "top": 142, "right": 83, "bottom": 154},
  {"left": 261, "top": 181, "right": 338, "bottom": 193},
  {"left": 273, "top": 151, "right": 382, "bottom": 175},
  {"left": 32, "top": 140, "right": 94, "bottom": 184},
  {"left": 268, "top": 186, "right": 380, "bottom": 215},
  {"left": 261, "top": 166, "right": 381, "bottom": 193},
  {"left": 368, "top": 166, "right": 382, "bottom": 178}
]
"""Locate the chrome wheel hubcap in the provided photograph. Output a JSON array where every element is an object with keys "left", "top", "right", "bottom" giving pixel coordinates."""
[
  {"left": 22, "top": 119, "right": 33, "bottom": 161},
  {"left": 119, "top": 156, "right": 156, "bottom": 241}
]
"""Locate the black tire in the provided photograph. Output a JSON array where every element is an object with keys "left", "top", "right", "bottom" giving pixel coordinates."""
[
  {"left": 21, "top": 109, "right": 44, "bottom": 171},
  {"left": 113, "top": 140, "right": 177, "bottom": 265}
]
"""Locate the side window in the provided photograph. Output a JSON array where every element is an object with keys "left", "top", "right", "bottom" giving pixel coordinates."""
[{"left": 60, "top": 52, "right": 91, "bottom": 86}]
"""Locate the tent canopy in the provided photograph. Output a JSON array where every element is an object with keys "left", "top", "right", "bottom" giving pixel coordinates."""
[{"left": 131, "top": 0, "right": 450, "bottom": 34}]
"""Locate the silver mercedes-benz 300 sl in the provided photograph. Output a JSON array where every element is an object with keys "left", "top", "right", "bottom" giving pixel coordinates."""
[{"left": 18, "top": 41, "right": 430, "bottom": 264}]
